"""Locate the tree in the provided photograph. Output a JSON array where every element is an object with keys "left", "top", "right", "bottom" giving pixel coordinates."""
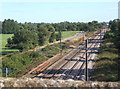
[
  {"left": 109, "top": 20, "right": 118, "bottom": 33},
  {"left": 2, "top": 19, "right": 19, "bottom": 34},
  {"left": 47, "top": 25, "right": 56, "bottom": 43},
  {"left": 22, "top": 22, "right": 37, "bottom": 31},
  {"left": 49, "top": 32, "right": 56, "bottom": 43},
  {"left": 47, "top": 25, "right": 55, "bottom": 32},
  {"left": 0, "top": 21, "right": 2, "bottom": 34},
  {"left": 108, "top": 19, "right": 120, "bottom": 81},
  {"left": 7, "top": 30, "right": 38, "bottom": 51},
  {"left": 37, "top": 25, "right": 50, "bottom": 45},
  {"left": 56, "top": 31, "right": 61, "bottom": 41}
]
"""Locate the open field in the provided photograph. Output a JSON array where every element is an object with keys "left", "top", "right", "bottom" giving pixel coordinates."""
[
  {"left": 0, "top": 34, "right": 19, "bottom": 55},
  {"left": 1, "top": 34, "right": 13, "bottom": 48},
  {"left": 61, "top": 31, "right": 81, "bottom": 39}
]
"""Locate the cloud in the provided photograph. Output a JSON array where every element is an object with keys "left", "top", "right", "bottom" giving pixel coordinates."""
[{"left": 0, "top": 0, "right": 119, "bottom": 2}]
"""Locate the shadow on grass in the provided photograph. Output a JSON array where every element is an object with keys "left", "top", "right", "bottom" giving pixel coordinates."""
[
  {"left": 91, "top": 56, "right": 119, "bottom": 81},
  {"left": 1, "top": 48, "right": 19, "bottom": 55},
  {"left": 99, "top": 47, "right": 118, "bottom": 54},
  {"left": 96, "top": 57, "right": 112, "bottom": 61}
]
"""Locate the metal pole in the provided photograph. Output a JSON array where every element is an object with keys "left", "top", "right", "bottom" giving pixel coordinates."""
[
  {"left": 85, "top": 39, "right": 88, "bottom": 81},
  {"left": 6, "top": 67, "right": 8, "bottom": 78},
  {"left": 60, "top": 35, "right": 62, "bottom": 55},
  {"left": 100, "top": 30, "right": 102, "bottom": 47},
  {"left": 0, "top": 58, "right": 2, "bottom": 77},
  {"left": 0, "top": 69, "right": 2, "bottom": 77},
  {"left": 100, "top": 29, "right": 102, "bottom": 40},
  {"left": 59, "top": 30, "right": 62, "bottom": 55},
  {"left": 15, "top": 62, "right": 16, "bottom": 78}
]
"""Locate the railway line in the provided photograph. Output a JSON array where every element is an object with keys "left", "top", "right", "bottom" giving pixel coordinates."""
[
  {"left": 30, "top": 29, "right": 107, "bottom": 80},
  {"left": 50, "top": 33, "right": 101, "bottom": 80}
]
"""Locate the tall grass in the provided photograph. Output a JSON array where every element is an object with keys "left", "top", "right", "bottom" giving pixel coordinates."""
[{"left": 91, "top": 39, "right": 119, "bottom": 81}]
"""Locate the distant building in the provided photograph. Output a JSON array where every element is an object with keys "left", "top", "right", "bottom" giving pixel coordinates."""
[{"left": 119, "top": 1, "right": 120, "bottom": 19}]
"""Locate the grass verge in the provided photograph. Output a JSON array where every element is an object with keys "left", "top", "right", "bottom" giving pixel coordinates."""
[
  {"left": 2, "top": 42, "right": 67, "bottom": 77},
  {"left": 91, "top": 38, "right": 119, "bottom": 81}
]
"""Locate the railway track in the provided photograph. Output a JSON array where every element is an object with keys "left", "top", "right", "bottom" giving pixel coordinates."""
[
  {"left": 36, "top": 34, "right": 96, "bottom": 78},
  {"left": 31, "top": 29, "right": 106, "bottom": 80},
  {"left": 52, "top": 32, "right": 101, "bottom": 80},
  {"left": 30, "top": 48, "right": 75, "bottom": 75},
  {"left": 37, "top": 45, "right": 84, "bottom": 78},
  {"left": 73, "top": 36, "right": 101, "bottom": 80}
]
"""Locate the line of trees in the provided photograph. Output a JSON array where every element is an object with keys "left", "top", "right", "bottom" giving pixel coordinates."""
[
  {"left": 1, "top": 19, "right": 107, "bottom": 51},
  {"left": 108, "top": 19, "right": 120, "bottom": 51},
  {"left": 1, "top": 19, "right": 106, "bottom": 34},
  {"left": 2, "top": 19, "right": 19, "bottom": 34},
  {"left": 0, "top": 21, "right": 2, "bottom": 34},
  {"left": 108, "top": 19, "right": 120, "bottom": 80},
  {"left": 6, "top": 24, "right": 56, "bottom": 51}
]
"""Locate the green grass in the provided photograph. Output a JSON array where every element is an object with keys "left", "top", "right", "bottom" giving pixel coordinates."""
[
  {"left": 61, "top": 31, "right": 81, "bottom": 39},
  {"left": 1, "top": 34, "right": 14, "bottom": 48},
  {"left": 0, "top": 34, "right": 19, "bottom": 55},
  {"left": 91, "top": 39, "right": 119, "bottom": 81},
  {"left": 45, "top": 31, "right": 81, "bottom": 45},
  {"left": 55, "top": 31, "right": 81, "bottom": 40}
]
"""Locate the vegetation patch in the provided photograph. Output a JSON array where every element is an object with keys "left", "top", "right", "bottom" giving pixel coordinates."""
[
  {"left": 2, "top": 19, "right": 105, "bottom": 51},
  {"left": 0, "top": 34, "right": 19, "bottom": 55},
  {"left": 91, "top": 19, "right": 120, "bottom": 81},
  {"left": 2, "top": 34, "right": 84, "bottom": 77},
  {"left": 2, "top": 42, "right": 68, "bottom": 77},
  {"left": 61, "top": 31, "right": 81, "bottom": 39},
  {"left": 2, "top": 51, "right": 48, "bottom": 77},
  {"left": 91, "top": 34, "right": 119, "bottom": 82},
  {"left": 1, "top": 31, "right": 80, "bottom": 56}
]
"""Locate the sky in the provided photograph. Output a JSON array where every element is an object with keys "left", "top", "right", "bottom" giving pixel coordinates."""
[{"left": 0, "top": 0, "right": 119, "bottom": 23}]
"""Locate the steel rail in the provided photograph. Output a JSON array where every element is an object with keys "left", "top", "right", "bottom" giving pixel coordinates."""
[
  {"left": 35, "top": 29, "right": 106, "bottom": 79},
  {"left": 56, "top": 32, "right": 100, "bottom": 80}
]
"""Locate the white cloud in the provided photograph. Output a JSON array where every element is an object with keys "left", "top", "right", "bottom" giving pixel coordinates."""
[{"left": 0, "top": 0, "right": 119, "bottom": 2}]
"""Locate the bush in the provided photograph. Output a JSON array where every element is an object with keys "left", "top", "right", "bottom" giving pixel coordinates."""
[
  {"left": 2, "top": 51, "right": 44, "bottom": 77},
  {"left": 91, "top": 36, "right": 119, "bottom": 81},
  {"left": 7, "top": 30, "right": 38, "bottom": 51},
  {"left": 41, "top": 44, "right": 60, "bottom": 58}
]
